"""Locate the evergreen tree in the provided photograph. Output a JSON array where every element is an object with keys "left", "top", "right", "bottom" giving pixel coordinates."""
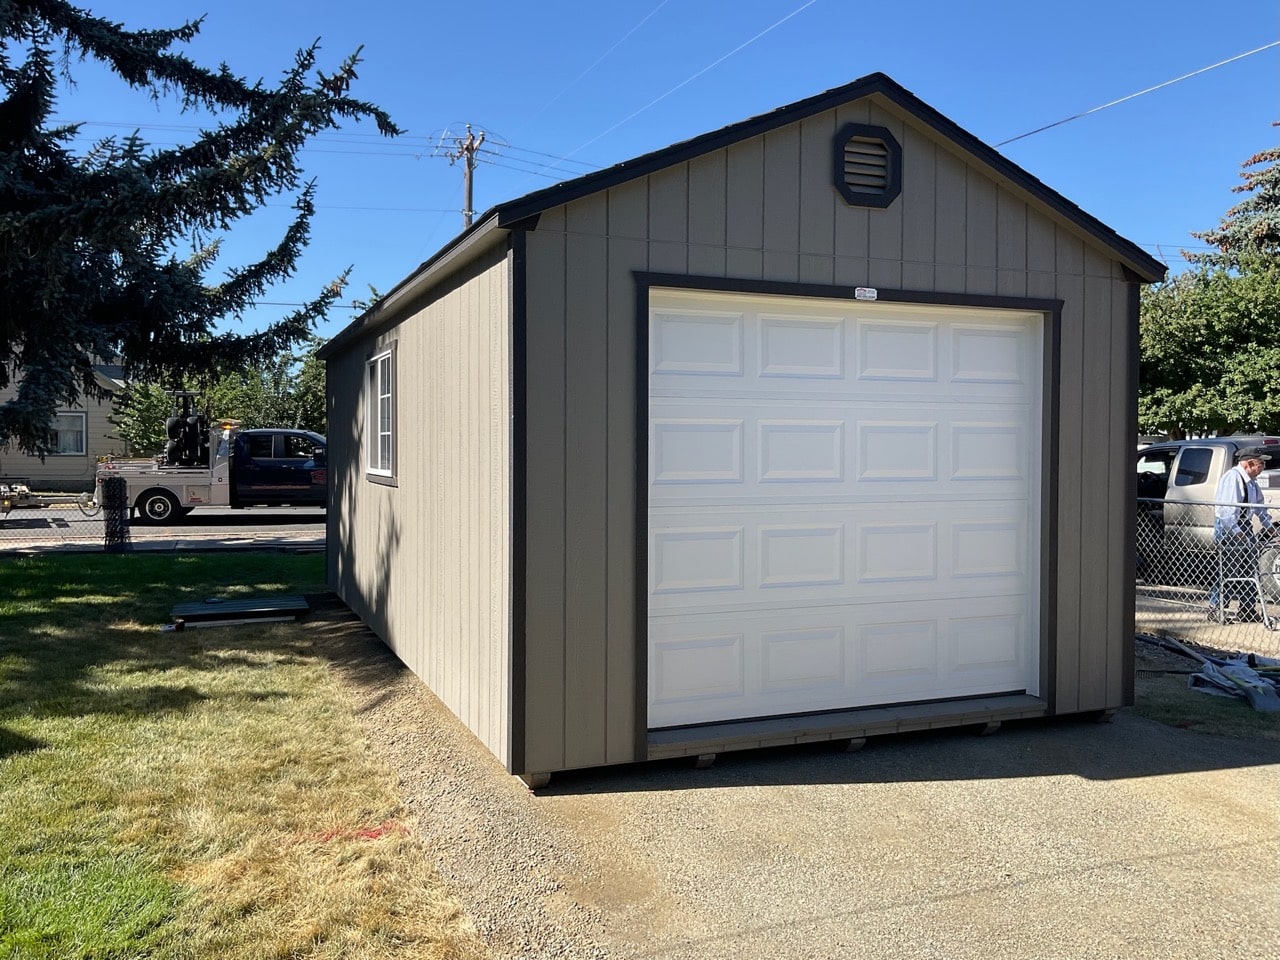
[
  {"left": 0, "top": 1, "right": 400, "bottom": 454},
  {"left": 1188, "top": 124, "right": 1280, "bottom": 271},
  {"left": 1139, "top": 127, "right": 1280, "bottom": 437}
]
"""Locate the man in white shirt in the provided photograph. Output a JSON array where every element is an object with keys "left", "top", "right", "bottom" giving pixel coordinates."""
[{"left": 1209, "top": 447, "right": 1276, "bottom": 621}]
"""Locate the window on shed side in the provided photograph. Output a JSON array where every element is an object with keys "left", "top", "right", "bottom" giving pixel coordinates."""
[{"left": 366, "top": 348, "right": 396, "bottom": 478}]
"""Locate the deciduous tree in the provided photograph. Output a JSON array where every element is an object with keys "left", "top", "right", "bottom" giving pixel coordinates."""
[{"left": 1139, "top": 127, "right": 1280, "bottom": 437}]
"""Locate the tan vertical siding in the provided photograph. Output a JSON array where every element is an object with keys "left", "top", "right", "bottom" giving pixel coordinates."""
[
  {"left": 688, "top": 153, "right": 727, "bottom": 276},
  {"left": 900, "top": 125, "right": 937, "bottom": 290},
  {"left": 1110, "top": 273, "right": 1136, "bottom": 707},
  {"left": 1054, "top": 278, "right": 1086, "bottom": 712},
  {"left": 762, "top": 125, "right": 801, "bottom": 281},
  {"left": 997, "top": 188, "right": 1029, "bottom": 298},
  {"left": 866, "top": 111, "right": 905, "bottom": 290},
  {"left": 522, "top": 223, "right": 568, "bottom": 773},
  {"left": 724, "top": 135, "right": 765, "bottom": 278},
  {"left": 798, "top": 114, "right": 835, "bottom": 286},
  {"left": 649, "top": 166, "right": 688, "bottom": 274},
  {"left": 563, "top": 194, "right": 611, "bottom": 769},
  {"left": 832, "top": 100, "right": 873, "bottom": 269},
  {"left": 326, "top": 243, "right": 512, "bottom": 765},
  {"left": 1077, "top": 271, "right": 1116, "bottom": 709},
  {"left": 605, "top": 230, "right": 641, "bottom": 764}
]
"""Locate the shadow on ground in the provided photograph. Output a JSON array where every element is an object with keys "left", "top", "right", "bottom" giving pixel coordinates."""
[{"left": 305, "top": 597, "right": 1280, "bottom": 796}]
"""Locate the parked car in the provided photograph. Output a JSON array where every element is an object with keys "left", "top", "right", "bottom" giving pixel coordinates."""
[{"left": 1136, "top": 436, "right": 1280, "bottom": 596}]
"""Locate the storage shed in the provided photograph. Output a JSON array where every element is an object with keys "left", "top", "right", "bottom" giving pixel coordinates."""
[{"left": 320, "top": 73, "right": 1166, "bottom": 784}]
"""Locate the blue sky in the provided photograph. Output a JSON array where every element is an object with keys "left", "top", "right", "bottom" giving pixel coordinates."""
[{"left": 52, "top": 0, "right": 1280, "bottom": 341}]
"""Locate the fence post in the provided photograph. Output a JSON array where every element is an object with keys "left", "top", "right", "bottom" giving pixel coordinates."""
[{"left": 102, "top": 476, "right": 131, "bottom": 553}]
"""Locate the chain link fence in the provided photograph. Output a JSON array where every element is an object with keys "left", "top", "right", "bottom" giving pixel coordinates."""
[
  {"left": 5, "top": 480, "right": 1278, "bottom": 659},
  {"left": 1, "top": 478, "right": 324, "bottom": 553},
  {"left": 1, "top": 478, "right": 108, "bottom": 551},
  {"left": 1137, "top": 495, "right": 1280, "bottom": 657}
]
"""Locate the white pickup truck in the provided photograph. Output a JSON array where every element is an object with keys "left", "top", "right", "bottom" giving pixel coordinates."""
[{"left": 1136, "top": 436, "right": 1280, "bottom": 594}]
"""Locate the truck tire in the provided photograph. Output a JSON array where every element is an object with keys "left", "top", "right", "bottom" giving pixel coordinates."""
[
  {"left": 1259, "top": 546, "right": 1280, "bottom": 602},
  {"left": 137, "top": 489, "right": 181, "bottom": 524}
]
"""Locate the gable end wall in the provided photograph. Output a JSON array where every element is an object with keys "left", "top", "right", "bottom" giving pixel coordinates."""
[{"left": 519, "top": 98, "right": 1136, "bottom": 774}]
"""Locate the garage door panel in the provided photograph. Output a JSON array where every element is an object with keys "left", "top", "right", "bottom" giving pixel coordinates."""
[
  {"left": 651, "top": 307, "right": 744, "bottom": 376},
  {"left": 650, "top": 633, "right": 745, "bottom": 708},
  {"left": 651, "top": 526, "right": 744, "bottom": 594},
  {"left": 648, "top": 289, "right": 1040, "bottom": 728},
  {"left": 950, "top": 323, "right": 1032, "bottom": 385},
  {"left": 649, "top": 502, "right": 1029, "bottom": 614},
  {"left": 649, "top": 399, "right": 1030, "bottom": 501},
  {"left": 651, "top": 418, "right": 744, "bottom": 484},
  {"left": 951, "top": 421, "right": 1027, "bottom": 480},
  {"left": 648, "top": 597, "right": 1028, "bottom": 728},
  {"left": 760, "top": 626, "right": 847, "bottom": 692},
  {"left": 651, "top": 294, "right": 1036, "bottom": 404},
  {"left": 951, "top": 614, "right": 1023, "bottom": 670},
  {"left": 857, "top": 520, "right": 938, "bottom": 582},
  {"left": 758, "top": 314, "right": 845, "bottom": 378},
  {"left": 856, "top": 319, "right": 938, "bottom": 381},
  {"left": 759, "top": 419, "right": 845, "bottom": 481}
]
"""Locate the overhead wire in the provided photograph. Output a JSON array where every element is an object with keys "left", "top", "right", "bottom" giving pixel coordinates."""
[
  {"left": 62, "top": 120, "right": 608, "bottom": 172},
  {"left": 476, "top": 158, "right": 573, "bottom": 180},
  {"left": 515, "top": 0, "right": 672, "bottom": 134},
  {"left": 996, "top": 40, "right": 1280, "bottom": 147},
  {"left": 529, "top": 0, "right": 821, "bottom": 180},
  {"left": 57, "top": 14, "right": 1270, "bottom": 281}
]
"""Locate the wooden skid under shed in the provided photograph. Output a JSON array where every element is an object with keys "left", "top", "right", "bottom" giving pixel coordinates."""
[{"left": 170, "top": 594, "right": 309, "bottom": 624}]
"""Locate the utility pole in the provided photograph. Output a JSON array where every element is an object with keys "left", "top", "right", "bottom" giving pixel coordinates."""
[{"left": 447, "top": 124, "right": 485, "bottom": 229}]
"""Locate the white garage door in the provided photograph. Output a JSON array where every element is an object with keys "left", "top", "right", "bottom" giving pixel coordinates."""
[{"left": 647, "top": 288, "right": 1042, "bottom": 728}]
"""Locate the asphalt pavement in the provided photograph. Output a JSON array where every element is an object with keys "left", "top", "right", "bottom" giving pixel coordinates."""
[{"left": 0, "top": 503, "right": 325, "bottom": 553}]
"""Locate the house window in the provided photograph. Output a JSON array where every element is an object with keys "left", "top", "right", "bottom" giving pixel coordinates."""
[
  {"left": 366, "top": 346, "right": 396, "bottom": 481},
  {"left": 49, "top": 413, "right": 87, "bottom": 456}
]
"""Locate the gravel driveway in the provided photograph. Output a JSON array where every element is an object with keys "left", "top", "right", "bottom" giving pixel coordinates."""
[{"left": 322, "top": 606, "right": 1280, "bottom": 960}]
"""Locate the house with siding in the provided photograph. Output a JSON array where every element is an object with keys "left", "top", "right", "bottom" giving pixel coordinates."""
[
  {"left": 0, "top": 365, "right": 127, "bottom": 493},
  {"left": 319, "top": 73, "right": 1165, "bottom": 785}
]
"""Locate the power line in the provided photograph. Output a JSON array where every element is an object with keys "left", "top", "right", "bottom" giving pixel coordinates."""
[
  {"left": 528, "top": 0, "right": 821, "bottom": 181},
  {"left": 477, "top": 143, "right": 599, "bottom": 169},
  {"left": 996, "top": 41, "right": 1280, "bottom": 147},
  {"left": 60, "top": 124, "right": 611, "bottom": 173},
  {"left": 517, "top": 0, "right": 672, "bottom": 134},
  {"left": 476, "top": 158, "right": 572, "bottom": 180}
]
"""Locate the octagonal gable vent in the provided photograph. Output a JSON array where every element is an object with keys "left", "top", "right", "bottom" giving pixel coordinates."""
[{"left": 833, "top": 122, "right": 902, "bottom": 209}]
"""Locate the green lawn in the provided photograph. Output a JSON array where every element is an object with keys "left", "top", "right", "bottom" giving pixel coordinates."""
[{"left": 0, "top": 553, "right": 482, "bottom": 960}]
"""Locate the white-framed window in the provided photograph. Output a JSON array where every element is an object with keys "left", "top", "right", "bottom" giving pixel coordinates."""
[
  {"left": 48, "top": 412, "right": 87, "bottom": 456},
  {"left": 366, "top": 346, "right": 396, "bottom": 480}
]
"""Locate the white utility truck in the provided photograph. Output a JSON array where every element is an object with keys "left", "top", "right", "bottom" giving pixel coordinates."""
[{"left": 95, "top": 408, "right": 327, "bottom": 523}]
